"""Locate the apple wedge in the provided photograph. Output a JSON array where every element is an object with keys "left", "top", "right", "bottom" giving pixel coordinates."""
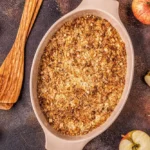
[{"left": 119, "top": 130, "right": 150, "bottom": 150}]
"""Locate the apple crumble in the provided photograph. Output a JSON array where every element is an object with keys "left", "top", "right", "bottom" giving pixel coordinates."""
[{"left": 37, "top": 15, "right": 127, "bottom": 136}]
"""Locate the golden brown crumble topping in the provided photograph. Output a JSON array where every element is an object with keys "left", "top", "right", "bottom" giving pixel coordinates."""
[{"left": 37, "top": 15, "right": 127, "bottom": 136}]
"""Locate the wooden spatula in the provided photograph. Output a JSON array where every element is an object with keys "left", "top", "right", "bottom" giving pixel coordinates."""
[{"left": 0, "top": 0, "right": 43, "bottom": 110}]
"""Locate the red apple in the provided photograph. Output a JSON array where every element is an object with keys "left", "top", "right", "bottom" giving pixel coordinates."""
[{"left": 132, "top": 0, "right": 150, "bottom": 25}]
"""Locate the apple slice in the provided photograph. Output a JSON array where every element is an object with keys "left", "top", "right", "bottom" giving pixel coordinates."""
[{"left": 119, "top": 130, "right": 150, "bottom": 150}]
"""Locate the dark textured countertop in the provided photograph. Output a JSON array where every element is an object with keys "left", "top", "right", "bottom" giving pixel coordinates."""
[{"left": 0, "top": 0, "right": 150, "bottom": 150}]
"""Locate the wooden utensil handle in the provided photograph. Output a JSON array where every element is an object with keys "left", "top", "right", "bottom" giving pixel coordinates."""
[
  {"left": 16, "top": 0, "right": 38, "bottom": 44},
  {"left": 28, "top": 0, "right": 43, "bottom": 37}
]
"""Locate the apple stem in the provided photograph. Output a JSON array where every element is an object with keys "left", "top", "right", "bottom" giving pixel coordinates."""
[
  {"left": 121, "top": 135, "right": 125, "bottom": 138},
  {"left": 147, "top": 1, "right": 150, "bottom": 6}
]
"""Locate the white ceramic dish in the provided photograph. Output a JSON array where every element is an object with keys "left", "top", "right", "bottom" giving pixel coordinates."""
[{"left": 30, "top": 0, "right": 134, "bottom": 149}]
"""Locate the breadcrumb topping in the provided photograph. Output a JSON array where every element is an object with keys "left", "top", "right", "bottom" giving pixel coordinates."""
[{"left": 37, "top": 15, "right": 127, "bottom": 136}]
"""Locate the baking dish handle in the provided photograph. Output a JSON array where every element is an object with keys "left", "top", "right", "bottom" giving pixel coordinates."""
[
  {"left": 45, "top": 133, "right": 88, "bottom": 150},
  {"left": 77, "top": 0, "right": 121, "bottom": 23}
]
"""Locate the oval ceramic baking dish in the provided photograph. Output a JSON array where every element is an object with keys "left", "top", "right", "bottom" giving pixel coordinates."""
[{"left": 30, "top": 0, "right": 134, "bottom": 149}]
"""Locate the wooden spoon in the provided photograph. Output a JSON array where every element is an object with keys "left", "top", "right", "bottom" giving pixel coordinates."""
[{"left": 0, "top": 0, "right": 43, "bottom": 110}]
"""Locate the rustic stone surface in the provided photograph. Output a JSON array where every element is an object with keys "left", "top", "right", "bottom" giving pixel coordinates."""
[{"left": 0, "top": 0, "right": 150, "bottom": 150}]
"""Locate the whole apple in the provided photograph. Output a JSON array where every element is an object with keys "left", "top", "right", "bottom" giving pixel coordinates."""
[{"left": 132, "top": 0, "right": 150, "bottom": 25}]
